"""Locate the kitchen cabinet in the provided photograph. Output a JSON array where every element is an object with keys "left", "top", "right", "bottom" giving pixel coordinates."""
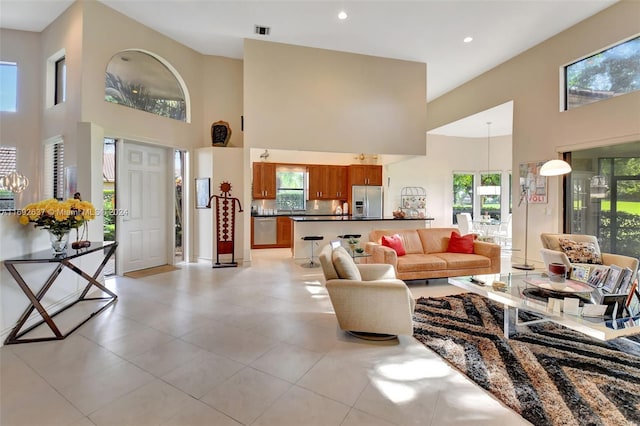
[
  {"left": 252, "top": 162, "right": 276, "bottom": 199},
  {"left": 251, "top": 216, "right": 292, "bottom": 248},
  {"left": 308, "top": 165, "right": 348, "bottom": 200},
  {"left": 348, "top": 165, "right": 382, "bottom": 186},
  {"left": 277, "top": 216, "right": 292, "bottom": 246},
  {"left": 327, "top": 166, "right": 348, "bottom": 199}
]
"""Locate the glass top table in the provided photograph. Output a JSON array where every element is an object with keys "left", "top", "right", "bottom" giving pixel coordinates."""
[
  {"left": 448, "top": 272, "right": 640, "bottom": 341},
  {"left": 3, "top": 242, "right": 118, "bottom": 344}
]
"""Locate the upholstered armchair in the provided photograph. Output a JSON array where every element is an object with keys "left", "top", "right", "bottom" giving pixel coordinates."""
[
  {"left": 319, "top": 244, "right": 415, "bottom": 339},
  {"left": 540, "top": 233, "right": 639, "bottom": 279}
]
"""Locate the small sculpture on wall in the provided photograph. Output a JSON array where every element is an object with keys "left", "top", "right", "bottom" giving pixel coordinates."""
[{"left": 211, "top": 120, "right": 232, "bottom": 147}]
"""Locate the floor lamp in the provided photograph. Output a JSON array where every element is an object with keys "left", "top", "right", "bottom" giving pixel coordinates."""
[{"left": 512, "top": 159, "right": 572, "bottom": 271}]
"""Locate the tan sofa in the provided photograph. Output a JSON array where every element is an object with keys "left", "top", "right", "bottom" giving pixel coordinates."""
[{"left": 366, "top": 228, "right": 501, "bottom": 281}]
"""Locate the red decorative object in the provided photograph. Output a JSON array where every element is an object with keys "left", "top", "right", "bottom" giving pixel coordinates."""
[
  {"left": 447, "top": 232, "right": 475, "bottom": 254},
  {"left": 208, "top": 181, "right": 243, "bottom": 267},
  {"left": 381, "top": 234, "right": 406, "bottom": 256}
]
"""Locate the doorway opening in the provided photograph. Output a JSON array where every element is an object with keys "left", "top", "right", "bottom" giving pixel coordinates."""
[
  {"left": 103, "top": 138, "right": 116, "bottom": 275},
  {"left": 174, "top": 150, "right": 185, "bottom": 262}
]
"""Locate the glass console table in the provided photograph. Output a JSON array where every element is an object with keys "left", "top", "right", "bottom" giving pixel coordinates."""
[{"left": 3, "top": 242, "right": 118, "bottom": 344}]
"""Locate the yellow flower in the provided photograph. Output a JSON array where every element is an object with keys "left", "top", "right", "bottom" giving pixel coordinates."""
[{"left": 19, "top": 215, "right": 29, "bottom": 225}]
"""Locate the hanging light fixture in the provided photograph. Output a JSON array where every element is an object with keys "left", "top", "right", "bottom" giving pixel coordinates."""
[
  {"left": 0, "top": 170, "right": 29, "bottom": 193},
  {"left": 590, "top": 175, "right": 608, "bottom": 199},
  {"left": 477, "top": 122, "right": 500, "bottom": 196}
]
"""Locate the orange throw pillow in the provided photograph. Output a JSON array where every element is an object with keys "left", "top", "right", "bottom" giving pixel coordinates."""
[
  {"left": 447, "top": 232, "right": 474, "bottom": 254},
  {"left": 381, "top": 234, "right": 406, "bottom": 256}
]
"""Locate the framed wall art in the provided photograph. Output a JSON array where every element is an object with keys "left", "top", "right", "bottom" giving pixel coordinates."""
[
  {"left": 195, "top": 178, "right": 211, "bottom": 209},
  {"left": 519, "top": 161, "right": 548, "bottom": 204}
]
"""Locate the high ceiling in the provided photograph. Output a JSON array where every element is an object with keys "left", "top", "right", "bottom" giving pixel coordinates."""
[{"left": 0, "top": 0, "right": 617, "bottom": 136}]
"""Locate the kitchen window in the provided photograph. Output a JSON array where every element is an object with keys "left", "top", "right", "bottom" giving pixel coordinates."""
[{"left": 276, "top": 166, "right": 305, "bottom": 211}]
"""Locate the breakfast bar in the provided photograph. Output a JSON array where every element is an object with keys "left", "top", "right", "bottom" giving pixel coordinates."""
[{"left": 290, "top": 216, "right": 432, "bottom": 260}]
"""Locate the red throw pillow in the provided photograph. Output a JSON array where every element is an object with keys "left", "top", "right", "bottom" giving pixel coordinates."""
[
  {"left": 447, "top": 232, "right": 474, "bottom": 254},
  {"left": 381, "top": 234, "right": 406, "bottom": 256}
]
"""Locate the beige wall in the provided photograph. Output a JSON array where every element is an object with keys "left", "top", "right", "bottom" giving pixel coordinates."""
[
  {"left": 0, "top": 29, "right": 44, "bottom": 206},
  {"left": 427, "top": 1, "right": 640, "bottom": 266},
  {"left": 79, "top": 0, "right": 202, "bottom": 149},
  {"left": 201, "top": 56, "right": 244, "bottom": 148},
  {"left": 244, "top": 39, "right": 427, "bottom": 156},
  {"left": 386, "top": 134, "right": 512, "bottom": 227}
]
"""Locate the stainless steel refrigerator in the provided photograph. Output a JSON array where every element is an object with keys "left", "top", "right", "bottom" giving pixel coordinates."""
[{"left": 352, "top": 185, "right": 383, "bottom": 218}]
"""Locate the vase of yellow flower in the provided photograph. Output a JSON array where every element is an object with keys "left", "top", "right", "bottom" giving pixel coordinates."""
[{"left": 19, "top": 198, "right": 97, "bottom": 254}]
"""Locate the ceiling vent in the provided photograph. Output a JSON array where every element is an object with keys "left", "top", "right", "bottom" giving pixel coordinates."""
[{"left": 254, "top": 25, "right": 270, "bottom": 36}]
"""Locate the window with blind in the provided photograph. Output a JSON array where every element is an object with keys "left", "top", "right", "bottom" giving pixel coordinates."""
[
  {"left": 44, "top": 140, "right": 64, "bottom": 200},
  {"left": 0, "top": 146, "right": 16, "bottom": 210}
]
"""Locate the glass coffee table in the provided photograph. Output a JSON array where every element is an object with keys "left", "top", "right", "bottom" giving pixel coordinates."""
[{"left": 448, "top": 272, "right": 640, "bottom": 341}]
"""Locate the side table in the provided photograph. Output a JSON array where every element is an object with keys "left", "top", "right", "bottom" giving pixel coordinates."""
[{"left": 3, "top": 242, "right": 118, "bottom": 344}]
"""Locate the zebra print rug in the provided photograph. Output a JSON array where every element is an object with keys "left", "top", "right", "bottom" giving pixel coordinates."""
[{"left": 413, "top": 293, "right": 640, "bottom": 426}]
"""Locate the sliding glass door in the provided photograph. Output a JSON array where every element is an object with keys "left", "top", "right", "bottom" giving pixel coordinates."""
[{"left": 566, "top": 144, "right": 640, "bottom": 259}]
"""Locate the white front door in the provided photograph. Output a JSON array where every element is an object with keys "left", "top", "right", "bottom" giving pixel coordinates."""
[{"left": 118, "top": 142, "right": 169, "bottom": 273}]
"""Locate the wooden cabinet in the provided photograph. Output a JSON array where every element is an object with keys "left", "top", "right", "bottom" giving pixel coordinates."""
[
  {"left": 307, "top": 165, "right": 324, "bottom": 200},
  {"left": 327, "top": 166, "right": 348, "bottom": 199},
  {"left": 252, "top": 216, "right": 292, "bottom": 248},
  {"left": 348, "top": 165, "right": 383, "bottom": 186},
  {"left": 252, "top": 162, "right": 276, "bottom": 199},
  {"left": 308, "top": 165, "right": 348, "bottom": 200},
  {"left": 276, "top": 216, "right": 292, "bottom": 246}
]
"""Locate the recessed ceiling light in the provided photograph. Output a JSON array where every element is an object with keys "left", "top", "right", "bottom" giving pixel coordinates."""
[
  {"left": 463, "top": 36, "right": 473, "bottom": 43},
  {"left": 338, "top": 11, "right": 348, "bottom": 20}
]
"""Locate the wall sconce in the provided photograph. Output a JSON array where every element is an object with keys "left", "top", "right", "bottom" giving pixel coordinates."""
[
  {"left": 354, "top": 153, "right": 379, "bottom": 164},
  {"left": 0, "top": 171, "right": 29, "bottom": 193}
]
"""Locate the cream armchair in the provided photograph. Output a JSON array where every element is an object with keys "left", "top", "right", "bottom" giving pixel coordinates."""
[
  {"left": 319, "top": 244, "right": 415, "bottom": 339},
  {"left": 540, "top": 233, "right": 638, "bottom": 279}
]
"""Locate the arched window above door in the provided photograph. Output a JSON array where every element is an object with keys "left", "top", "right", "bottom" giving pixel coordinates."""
[{"left": 105, "top": 50, "right": 189, "bottom": 122}]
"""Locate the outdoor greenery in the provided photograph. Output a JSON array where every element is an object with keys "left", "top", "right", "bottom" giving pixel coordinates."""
[
  {"left": 599, "top": 211, "right": 640, "bottom": 259},
  {"left": 566, "top": 36, "right": 639, "bottom": 107},
  {"left": 103, "top": 189, "right": 115, "bottom": 241},
  {"left": 105, "top": 73, "right": 186, "bottom": 121},
  {"left": 590, "top": 156, "right": 640, "bottom": 259},
  {"left": 276, "top": 170, "right": 305, "bottom": 211}
]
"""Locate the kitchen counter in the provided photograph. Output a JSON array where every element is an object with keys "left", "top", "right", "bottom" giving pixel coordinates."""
[
  {"left": 252, "top": 213, "right": 343, "bottom": 218},
  {"left": 291, "top": 217, "right": 433, "bottom": 260},
  {"left": 290, "top": 216, "right": 433, "bottom": 222}
]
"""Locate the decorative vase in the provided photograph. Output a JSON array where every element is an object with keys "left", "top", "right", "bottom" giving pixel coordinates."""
[{"left": 48, "top": 230, "right": 70, "bottom": 254}]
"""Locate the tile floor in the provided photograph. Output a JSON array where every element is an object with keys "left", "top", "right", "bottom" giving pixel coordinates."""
[{"left": 1, "top": 248, "right": 530, "bottom": 426}]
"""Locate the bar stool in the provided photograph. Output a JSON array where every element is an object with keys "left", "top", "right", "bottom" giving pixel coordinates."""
[{"left": 301, "top": 236, "right": 324, "bottom": 268}]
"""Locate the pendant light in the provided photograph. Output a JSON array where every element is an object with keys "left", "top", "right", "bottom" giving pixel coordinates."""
[{"left": 477, "top": 122, "right": 500, "bottom": 195}]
